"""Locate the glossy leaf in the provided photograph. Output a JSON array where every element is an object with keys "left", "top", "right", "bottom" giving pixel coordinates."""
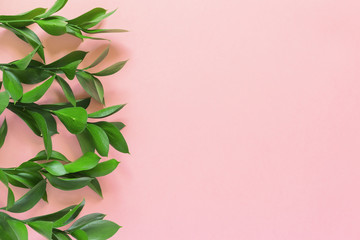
[
  {"left": 53, "top": 231, "right": 72, "bottom": 240},
  {"left": 5, "top": 170, "right": 43, "bottom": 188},
  {"left": 41, "top": 161, "right": 67, "bottom": 176},
  {"left": 110, "top": 122, "right": 125, "bottom": 130},
  {"left": 81, "top": 159, "right": 119, "bottom": 178},
  {"left": 21, "top": 75, "right": 55, "bottom": 103},
  {"left": 6, "top": 180, "right": 46, "bottom": 213},
  {"left": 30, "top": 111, "right": 52, "bottom": 158},
  {"left": 28, "top": 221, "right": 53, "bottom": 240},
  {"left": 37, "top": 18, "right": 67, "bottom": 35},
  {"left": 38, "top": 0, "right": 68, "bottom": 18},
  {"left": 17, "top": 161, "right": 42, "bottom": 172},
  {"left": 3, "top": 70, "right": 23, "bottom": 102},
  {"left": 9, "top": 60, "right": 52, "bottom": 84},
  {"left": 71, "top": 229, "right": 88, "bottom": 240},
  {"left": 80, "top": 220, "right": 120, "bottom": 240},
  {"left": 64, "top": 152, "right": 100, "bottom": 173},
  {"left": 7, "top": 220, "right": 28, "bottom": 240},
  {"left": 88, "top": 104, "right": 125, "bottom": 119},
  {"left": 93, "top": 60, "right": 127, "bottom": 76},
  {"left": 26, "top": 204, "right": 77, "bottom": 222},
  {"left": 53, "top": 200, "right": 85, "bottom": 228},
  {"left": 76, "top": 71, "right": 104, "bottom": 104},
  {"left": 0, "top": 91, "right": 9, "bottom": 115},
  {"left": 76, "top": 128, "right": 95, "bottom": 154},
  {"left": 83, "top": 28, "right": 128, "bottom": 34},
  {"left": 53, "top": 107, "right": 88, "bottom": 134},
  {"left": 31, "top": 150, "right": 69, "bottom": 162},
  {"left": 95, "top": 122, "right": 129, "bottom": 153},
  {"left": 67, "top": 213, "right": 105, "bottom": 232},
  {"left": 45, "top": 51, "right": 87, "bottom": 68},
  {"left": 44, "top": 173, "right": 92, "bottom": 191},
  {"left": 60, "top": 60, "right": 82, "bottom": 80},
  {"left": 40, "top": 98, "right": 91, "bottom": 111},
  {"left": 0, "top": 119, "right": 7, "bottom": 149},
  {"left": 67, "top": 8, "right": 107, "bottom": 27},
  {"left": 0, "top": 8, "right": 46, "bottom": 21},
  {"left": 84, "top": 46, "right": 109, "bottom": 70},
  {"left": 86, "top": 124, "right": 109, "bottom": 157},
  {"left": 78, "top": 9, "right": 116, "bottom": 29},
  {"left": 55, "top": 76, "right": 76, "bottom": 106},
  {"left": 6, "top": 187, "right": 15, "bottom": 209},
  {"left": 29, "top": 109, "right": 58, "bottom": 136}
]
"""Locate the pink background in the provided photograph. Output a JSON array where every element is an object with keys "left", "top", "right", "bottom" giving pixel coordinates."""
[{"left": 1, "top": 0, "right": 360, "bottom": 239}]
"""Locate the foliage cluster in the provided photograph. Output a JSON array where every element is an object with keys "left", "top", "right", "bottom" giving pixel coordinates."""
[{"left": 0, "top": 0, "right": 129, "bottom": 239}]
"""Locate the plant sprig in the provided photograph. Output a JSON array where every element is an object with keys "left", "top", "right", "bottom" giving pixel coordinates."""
[{"left": 0, "top": 0, "right": 128, "bottom": 239}]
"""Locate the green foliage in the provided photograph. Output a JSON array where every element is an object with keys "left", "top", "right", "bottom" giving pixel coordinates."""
[{"left": 0, "top": 0, "right": 128, "bottom": 239}]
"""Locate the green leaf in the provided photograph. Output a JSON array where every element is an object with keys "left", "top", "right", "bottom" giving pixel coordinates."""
[
  {"left": 29, "top": 109, "right": 58, "bottom": 136},
  {"left": 83, "top": 28, "right": 128, "bottom": 34},
  {"left": 37, "top": 18, "right": 67, "bottom": 36},
  {"left": 38, "top": 0, "right": 68, "bottom": 18},
  {"left": 7, "top": 187, "right": 15, "bottom": 209},
  {"left": 60, "top": 60, "right": 82, "bottom": 80},
  {"left": 0, "top": 91, "right": 9, "bottom": 115},
  {"left": 0, "top": 170, "right": 8, "bottom": 186},
  {"left": 64, "top": 152, "right": 100, "bottom": 173},
  {"left": 80, "top": 220, "right": 120, "bottom": 240},
  {"left": 76, "top": 128, "right": 95, "bottom": 154},
  {"left": 87, "top": 178, "right": 102, "bottom": 197},
  {"left": 67, "top": 213, "right": 105, "bottom": 232},
  {"left": 67, "top": 8, "right": 107, "bottom": 27},
  {"left": 0, "top": 119, "right": 7, "bottom": 149},
  {"left": 95, "top": 122, "right": 129, "bottom": 153},
  {"left": 21, "top": 75, "right": 55, "bottom": 103},
  {"left": 17, "top": 161, "right": 42, "bottom": 172},
  {"left": 26, "top": 204, "right": 77, "bottom": 222},
  {"left": 88, "top": 104, "right": 125, "bottom": 118},
  {"left": 82, "top": 159, "right": 119, "bottom": 178},
  {"left": 41, "top": 161, "right": 67, "bottom": 176},
  {"left": 6, "top": 104, "right": 41, "bottom": 136},
  {"left": 30, "top": 150, "right": 69, "bottom": 162},
  {"left": 93, "top": 60, "right": 127, "bottom": 76},
  {"left": 53, "top": 231, "right": 72, "bottom": 240},
  {"left": 29, "top": 111, "right": 52, "bottom": 158},
  {"left": 7, "top": 219, "right": 28, "bottom": 240},
  {"left": 8, "top": 61, "right": 52, "bottom": 84},
  {"left": 3, "top": 70, "right": 23, "bottom": 102},
  {"left": 84, "top": 46, "right": 109, "bottom": 70},
  {"left": 76, "top": 71, "right": 104, "bottom": 104},
  {"left": 5, "top": 170, "right": 43, "bottom": 188},
  {"left": 45, "top": 51, "right": 87, "bottom": 68},
  {"left": 27, "top": 221, "right": 53, "bottom": 240},
  {"left": 6, "top": 180, "right": 46, "bottom": 213},
  {"left": 40, "top": 98, "right": 91, "bottom": 111},
  {"left": 71, "top": 229, "right": 88, "bottom": 240},
  {"left": 0, "top": 8, "right": 46, "bottom": 21},
  {"left": 53, "top": 107, "right": 88, "bottom": 134},
  {"left": 77, "top": 9, "right": 116, "bottom": 29},
  {"left": 44, "top": 173, "right": 92, "bottom": 191},
  {"left": 55, "top": 76, "right": 76, "bottom": 106},
  {"left": 86, "top": 124, "right": 109, "bottom": 157},
  {"left": 110, "top": 122, "right": 125, "bottom": 130},
  {"left": 11, "top": 47, "right": 39, "bottom": 70},
  {"left": 53, "top": 200, "right": 85, "bottom": 228}
]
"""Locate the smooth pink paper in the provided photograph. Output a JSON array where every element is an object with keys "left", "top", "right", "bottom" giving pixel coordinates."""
[{"left": 1, "top": 0, "right": 360, "bottom": 239}]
